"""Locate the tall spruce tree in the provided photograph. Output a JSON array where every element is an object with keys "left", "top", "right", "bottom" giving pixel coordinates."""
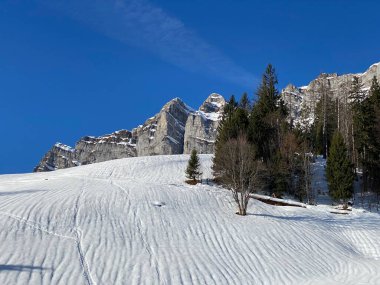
[
  {"left": 349, "top": 76, "right": 380, "bottom": 201},
  {"left": 214, "top": 95, "right": 248, "bottom": 148},
  {"left": 186, "top": 149, "right": 202, "bottom": 182},
  {"left": 249, "top": 64, "right": 280, "bottom": 162},
  {"left": 370, "top": 76, "right": 380, "bottom": 104},
  {"left": 248, "top": 64, "right": 290, "bottom": 196},
  {"left": 239, "top": 92, "right": 251, "bottom": 111},
  {"left": 326, "top": 131, "right": 354, "bottom": 207},
  {"left": 349, "top": 76, "right": 365, "bottom": 105},
  {"left": 350, "top": 77, "right": 373, "bottom": 155},
  {"left": 347, "top": 76, "right": 365, "bottom": 168},
  {"left": 368, "top": 76, "right": 380, "bottom": 200}
]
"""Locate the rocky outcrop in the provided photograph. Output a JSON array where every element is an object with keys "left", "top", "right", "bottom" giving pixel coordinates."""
[
  {"left": 34, "top": 130, "right": 136, "bottom": 172},
  {"left": 134, "top": 98, "right": 193, "bottom": 156},
  {"left": 75, "top": 130, "right": 136, "bottom": 164},
  {"left": 33, "top": 143, "right": 79, "bottom": 172},
  {"left": 183, "top": 93, "right": 225, "bottom": 154},
  {"left": 34, "top": 94, "right": 226, "bottom": 172},
  {"left": 282, "top": 62, "right": 380, "bottom": 128}
]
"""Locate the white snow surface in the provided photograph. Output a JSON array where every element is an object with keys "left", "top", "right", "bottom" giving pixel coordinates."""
[
  {"left": 0, "top": 155, "right": 380, "bottom": 285},
  {"left": 54, "top": 143, "right": 75, "bottom": 152},
  {"left": 197, "top": 110, "right": 222, "bottom": 121}
]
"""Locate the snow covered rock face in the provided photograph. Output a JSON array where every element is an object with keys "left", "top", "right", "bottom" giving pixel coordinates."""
[
  {"left": 75, "top": 130, "right": 137, "bottom": 164},
  {"left": 282, "top": 62, "right": 380, "bottom": 128},
  {"left": 34, "top": 94, "right": 226, "bottom": 172},
  {"left": 134, "top": 98, "right": 193, "bottom": 156},
  {"left": 184, "top": 93, "right": 225, "bottom": 154},
  {"left": 33, "top": 143, "right": 79, "bottom": 172},
  {"left": 34, "top": 130, "right": 136, "bottom": 172}
]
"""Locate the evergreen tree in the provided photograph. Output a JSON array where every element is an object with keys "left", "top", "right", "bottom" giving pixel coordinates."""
[
  {"left": 368, "top": 76, "right": 380, "bottom": 199},
  {"left": 249, "top": 64, "right": 281, "bottom": 162},
  {"left": 214, "top": 96, "right": 248, "bottom": 149},
  {"left": 224, "top": 95, "right": 238, "bottom": 115},
  {"left": 369, "top": 76, "right": 380, "bottom": 104},
  {"left": 349, "top": 76, "right": 365, "bottom": 105},
  {"left": 326, "top": 131, "right": 354, "bottom": 207},
  {"left": 248, "top": 64, "right": 290, "bottom": 196},
  {"left": 351, "top": 77, "right": 371, "bottom": 154},
  {"left": 214, "top": 96, "right": 236, "bottom": 149},
  {"left": 186, "top": 149, "right": 202, "bottom": 182},
  {"left": 213, "top": 96, "right": 249, "bottom": 179},
  {"left": 349, "top": 76, "right": 379, "bottom": 200},
  {"left": 239, "top": 92, "right": 251, "bottom": 111}
]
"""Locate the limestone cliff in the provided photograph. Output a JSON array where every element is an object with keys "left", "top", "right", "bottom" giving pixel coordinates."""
[
  {"left": 34, "top": 94, "right": 225, "bottom": 172},
  {"left": 183, "top": 93, "right": 225, "bottom": 154},
  {"left": 282, "top": 62, "right": 380, "bottom": 128},
  {"left": 34, "top": 130, "right": 136, "bottom": 172},
  {"left": 134, "top": 98, "right": 193, "bottom": 156}
]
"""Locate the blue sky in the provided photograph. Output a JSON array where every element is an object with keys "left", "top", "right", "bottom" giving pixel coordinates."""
[{"left": 1, "top": 0, "right": 379, "bottom": 174}]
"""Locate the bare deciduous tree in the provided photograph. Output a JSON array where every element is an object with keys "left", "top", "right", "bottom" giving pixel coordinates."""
[
  {"left": 213, "top": 134, "right": 261, "bottom": 215},
  {"left": 302, "top": 151, "right": 314, "bottom": 204}
]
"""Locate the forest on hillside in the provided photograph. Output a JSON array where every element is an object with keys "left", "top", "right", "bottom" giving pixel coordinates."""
[{"left": 210, "top": 65, "right": 380, "bottom": 215}]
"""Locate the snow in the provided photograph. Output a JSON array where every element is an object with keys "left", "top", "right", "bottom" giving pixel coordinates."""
[
  {"left": 312, "top": 155, "right": 329, "bottom": 196},
  {"left": 0, "top": 155, "right": 380, "bottom": 284},
  {"left": 368, "top": 62, "right": 380, "bottom": 69},
  {"left": 195, "top": 137, "right": 215, "bottom": 143},
  {"left": 197, "top": 110, "right": 222, "bottom": 121},
  {"left": 54, "top": 143, "right": 75, "bottom": 152},
  {"left": 166, "top": 135, "right": 179, "bottom": 144},
  {"left": 250, "top": 193, "right": 307, "bottom": 208}
]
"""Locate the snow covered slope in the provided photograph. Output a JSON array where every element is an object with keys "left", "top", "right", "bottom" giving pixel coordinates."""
[{"left": 1, "top": 155, "right": 380, "bottom": 285}]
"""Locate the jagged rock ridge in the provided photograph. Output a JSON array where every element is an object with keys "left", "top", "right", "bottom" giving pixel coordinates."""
[
  {"left": 34, "top": 94, "right": 226, "bottom": 172},
  {"left": 134, "top": 98, "right": 194, "bottom": 156},
  {"left": 34, "top": 130, "right": 136, "bottom": 172},
  {"left": 282, "top": 62, "right": 380, "bottom": 128},
  {"left": 184, "top": 93, "right": 225, "bottom": 154}
]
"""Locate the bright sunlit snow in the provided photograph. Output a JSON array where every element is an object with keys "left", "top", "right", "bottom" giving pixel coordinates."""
[{"left": 0, "top": 155, "right": 379, "bottom": 284}]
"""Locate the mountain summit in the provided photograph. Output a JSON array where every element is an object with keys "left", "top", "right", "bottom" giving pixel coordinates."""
[{"left": 34, "top": 94, "right": 226, "bottom": 172}]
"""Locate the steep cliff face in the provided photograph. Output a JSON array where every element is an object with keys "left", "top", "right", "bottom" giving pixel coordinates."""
[
  {"left": 33, "top": 143, "right": 79, "bottom": 172},
  {"left": 75, "top": 130, "right": 137, "bottom": 164},
  {"left": 135, "top": 98, "right": 193, "bottom": 156},
  {"left": 183, "top": 93, "right": 225, "bottom": 154},
  {"left": 34, "top": 94, "right": 226, "bottom": 172},
  {"left": 282, "top": 62, "right": 380, "bottom": 128},
  {"left": 34, "top": 130, "right": 136, "bottom": 172}
]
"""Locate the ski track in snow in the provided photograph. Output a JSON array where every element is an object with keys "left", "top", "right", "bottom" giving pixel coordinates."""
[
  {"left": 0, "top": 154, "right": 379, "bottom": 284},
  {"left": 73, "top": 180, "right": 96, "bottom": 285}
]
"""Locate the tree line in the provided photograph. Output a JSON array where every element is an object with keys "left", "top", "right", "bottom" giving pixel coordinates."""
[
  {"left": 210, "top": 64, "right": 380, "bottom": 215},
  {"left": 315, "top": 75, "right": 380, "bottom": 208}
]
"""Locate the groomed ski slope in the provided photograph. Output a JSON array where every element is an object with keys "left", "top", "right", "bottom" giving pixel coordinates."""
[{"left": 0, "top": 154, "right": 379, "bottom": 285}]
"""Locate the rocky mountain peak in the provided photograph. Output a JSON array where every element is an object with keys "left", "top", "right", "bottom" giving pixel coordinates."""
[
  {"left": 160, "top": 97, "right": 194, "bottom": 114},
  {"left": 34, "top": 93, "right": 226, "bottom": 172},
  {"left": 199, "top": 93, "right": 226, "bottom": 113},
  {"left": 283, "top": 84, "right": 299, "bottom": 93},
  {"left": 183, "top": 93, "right": 226, "bottom": 154},
  {"left": 134, "top": 97, "right": 193, "bottom": 156}
]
